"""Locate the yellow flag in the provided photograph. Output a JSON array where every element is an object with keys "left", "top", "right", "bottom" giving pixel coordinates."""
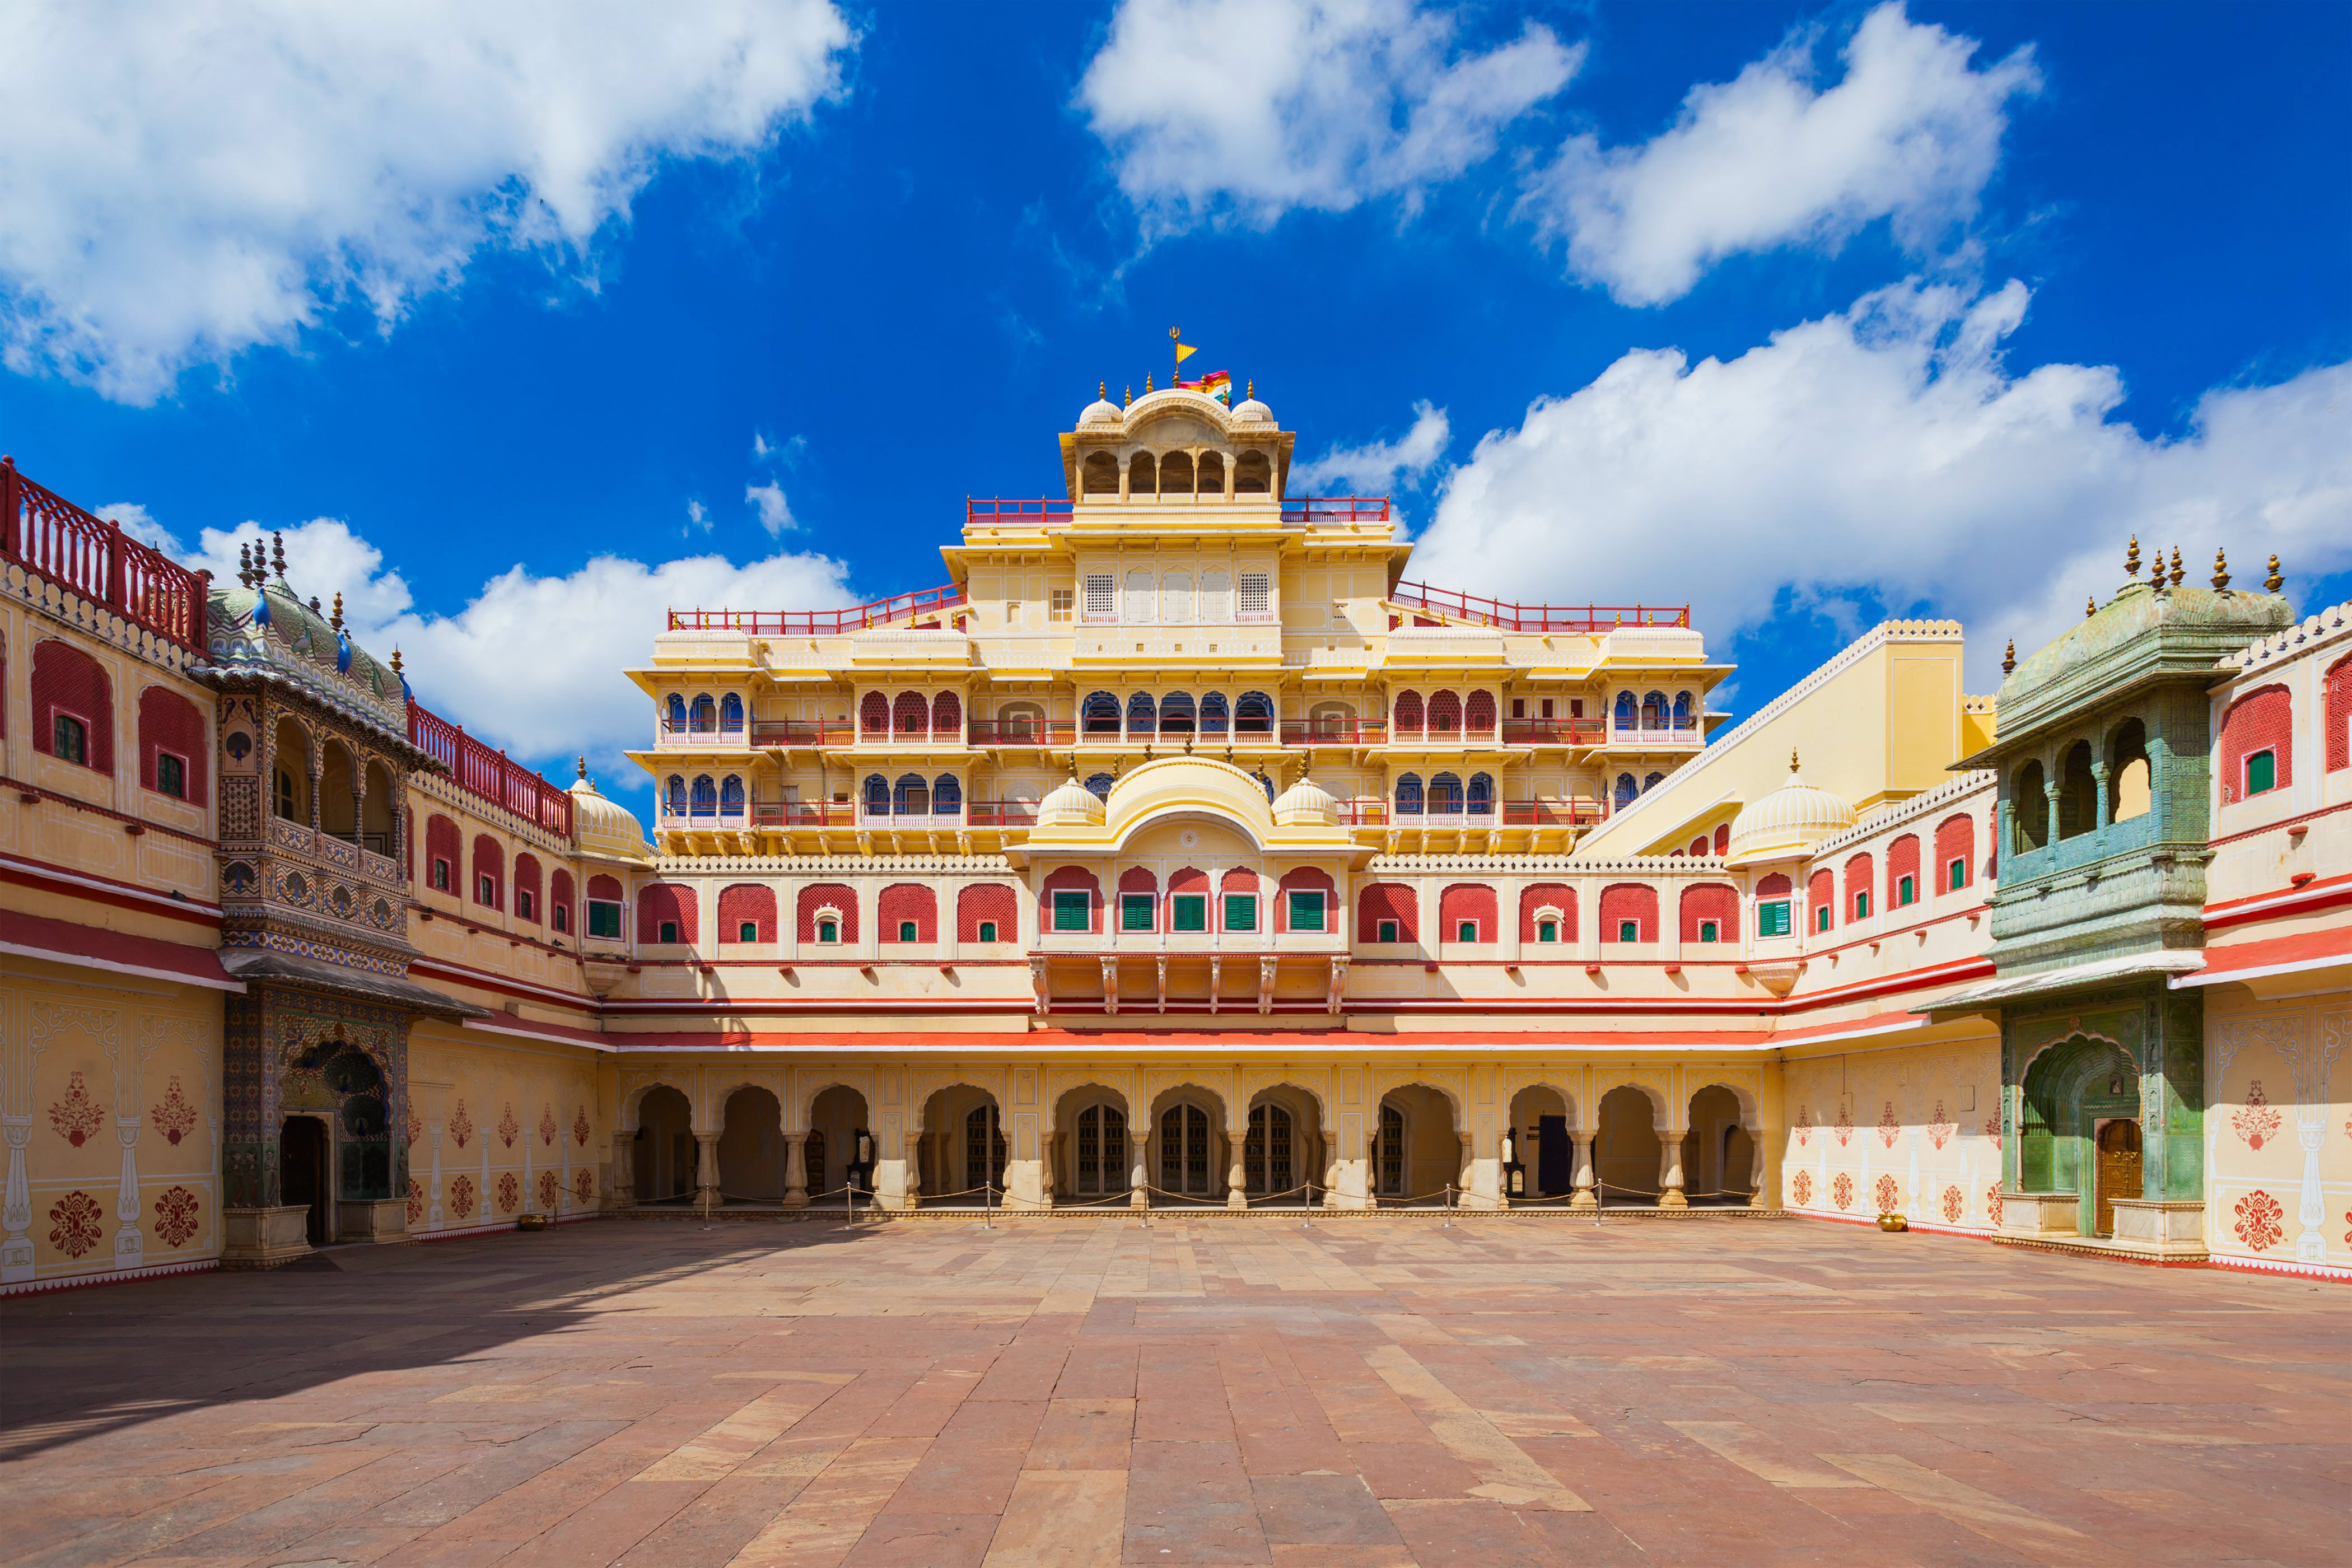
[{"left": 1174, "top": 341, "right": 1198, "bottom": 364}]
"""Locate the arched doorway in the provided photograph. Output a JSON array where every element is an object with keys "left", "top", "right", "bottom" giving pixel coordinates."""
[
  {"left": 717, "top": 1086, "right": 785, "bottom": 1203},
  {"left": 918, "top": 1084, "right": 1003, "bottom": 1203},
  {"left": 1595, "top": 1086, "right": 1663, "bottom": 1207},
  {"left": 1054, "top": 1086, "right": 1130, "bottom": 1201},
  {"left": 633, "top": 1085, "right": 694, "bottom": 1204},
  {"left": 1150, "top": 1085, "right": 1226, "bottom": 1201},
  {"left": 1507, "top": 1085, "right": 1572, "bottom": 1199},
  {"left": 1374, "top": 1085, "right": 1459, "bottom": 1205},
  {"left": 280, "top": 1114, "right": 330, "bottom": 1245},
  {"left": 807, "top": 1084, "right": 871, "bottom": 1196},
  {"left": 1685, "top": 1085, "right": 1751, "bottom": 1206},
  {"left": 2019, "top": 1035, "right": 2142, "bottom": 1238},
  {"left": 1243, "top": 1086, "right": 1323, "bottom": 1205}
]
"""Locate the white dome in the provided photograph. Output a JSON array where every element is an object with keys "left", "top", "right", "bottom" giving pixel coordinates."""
[
  {"left": 570, "top": 767, "right": 652, "bottom": 862},
  {"left": 1079, "top": 394, "right": 1121, "bottom": 428},
  {"left": 1724, "top": 752, "right": 1855, "bottom": 866},
  {"left": 1272, "top": 774, "right": 1338, "bottom": 827},
  {"left": 1037, "top": 776, "right": 1107, "bottom": 828},
  {"left": 1231, "top": 395, "right": 1272, "bottom": 426}
]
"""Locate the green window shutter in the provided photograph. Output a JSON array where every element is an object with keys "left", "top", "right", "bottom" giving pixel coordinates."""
[
  {"left": 2246, "top": 749, "right": 2276, "bottom": 795},
  {"left": 1053, "top": 891, "right": 1090, "bottom": 931},
  {"left": 1172, "top": 895, "right": 1207, "bottom": 932},
  {"left": 1759, "top": 900, "right": 1790, "bottom": 937},
  {"left": 1121, "top": 894, "right": 1154, "bottom": 931},
  {"left": 1224, "top": 894, "right": 1257, "bottom": 932},
  {"left": 1288, "top": 891, "right": 1325, "bottom": 931}
]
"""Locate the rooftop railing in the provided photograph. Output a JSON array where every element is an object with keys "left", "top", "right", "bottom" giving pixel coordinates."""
[
  {"left": 669, "top": 583, "right": 969, "bottom": 637},
  {"left": 0, "top": 456, "right": 208, "bottom": 651},
  {"left": 1392, "top": 582, "right": 1690, "bottom": 633},
  {"left": 408, "top": 702, "right": 573, "bottom": 838}
]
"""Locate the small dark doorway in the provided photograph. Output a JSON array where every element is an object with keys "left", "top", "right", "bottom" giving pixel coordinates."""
[
  {"left": 1538, "top": 1116, "right": 1572, "bottom": 1193},
  {"left": 2095, "top": 1119, "right": 2143, "bottom": 1237},
  {"left": 281, "top": 1115, "right": 330, "bottom": 1245}
]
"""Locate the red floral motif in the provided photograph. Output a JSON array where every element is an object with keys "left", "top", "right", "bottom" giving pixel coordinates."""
[
  {"left": 1833, "top": 1102, "right": 1852, "bottom": 1147},
  {"left": 449, "top": 1102, "right": 473, "bottom": 1149},
  {"left": 2233, "top": 1082, "right": 2283, "bottom": 1152},
  {"left": 153, "top": 1186, "right": 200, "bottom": 1247},
  {"left": 497, "top": 1104, "right": 520, "bottom": 1149},
  {"left": 539, "top": 1169, "right": 559, "bottom": 1210},
  {"left": 539, "top": 1105, "right": 557, "bottom": 1147},
  {"left": 406, "top": 1107, "right": 422, "bottom": 1149},
  {"left": 573, "top": 1106, "right": 591, "bottom": 1147},
  {"left": 406, "top": 1177, "right": 423, "bottom": 1226},
  {"left": 1986, "top": 1185, "right": 2003, "bottom": 1226},
  {"left": 1791, "top": 1170, "right": 1813, "bottom": 1206},
  {"left": 2233, "top": 1189, "right": 2285, "bottom": 1252},
  {"left": 1831, "top": 1172, "right": 1854, "bottom": 1211},
  {"left": 1940, "top": 1184, "right": 1964, "bottom": 1224},
  {"left": 1878, "top": 1101, "right": 1900, "bottom": 1150},
  {"left": 1983, "top": 1114, "right": 2002, "bottom": 1151},
  {"left": 450, "top": 1173, "right": 475, "bottom": 1216},
  {"left": 150, "top": 1076, "right": 197, "bottom": 1145},
  {"left": 573, "top": 1168, "right": 594, "bottom": 1202},
  {"left": 1874, "top": 1174, "right": 1900, "bottom": 1214},
  {"left": 497, "top": 1172, "right": 519, "bottom": 1212},
  {"left": 48, "top": 1071, "right": 105, "bottom": 1148},
  {"left": 1795, "top": 1105, "right": 1813, "bottom": 1148},
  {"left": 1928, "top": 1101, "right": 1956, "bottom": 1151},
  {"left": 2344, "top": 1208, "right": 2351, "bottom": 1248},
  {"left": 48, "top": 1190, "right": 103, "bottom": 1257}
]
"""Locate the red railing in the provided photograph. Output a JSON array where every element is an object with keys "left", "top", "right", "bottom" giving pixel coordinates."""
[
  {"left": 748, "top": 801, "right": 855, "bottom": 827},
  {"left": 968, "top": 719, "right": 1078, "bottom": 748},
  {"left": 1502, "top": 718, "right": 1606, "bottom": 745},
  {"left": 1503, "top": 799, "right": 1604, "bottom": 826},
  {"left": 1282, "top": 496, "right": 1389, "bottom": 523},
  {"left": 0, "top": 456, "right": 207, "bottom": 650},
  {"left": 408, "top": 701, "right": 574, "bottom": 838},
  {"left": 1334, "top": 799, "right": 1602, "bottom": 827},
  {"left": 1281, "top": 718, "right": 1389, "bottom": 745},
  {"left": 749, "top": 719, "right": 853, "bottom": 748},
  {"left": 1392, "top": 582, "right": 1689, "bottom": 633},
  {"left": 670, "top": 582, "right": 969, "bottom": 637},
  {"left": 967, "top": 799, "right": 1041, "bottom": 827},
  {"left": 967, "top": 497, "right": 1074, "bottom": 526}
]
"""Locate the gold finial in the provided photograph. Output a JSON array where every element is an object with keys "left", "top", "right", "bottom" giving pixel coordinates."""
[
  {"left": 270, "top": 530, "right": 286, "bottom": 581},
  {"left": 2002, "top": 638, "right": 2016, "bottom": 676},
  {"left": 2169, "top": 545, "right": 2184, "bottom": 587},
  {"left": 1123, "top": 384, "right": 1131, "bottom": 408},
  {"left": 389, "top": 647, "right": 403, "bottom": 675},
  {"left": 1789, "top": 748, "right": 1800, "bottom": 774},
  {"left": 1098, "top": 381, "right": 1105, "bottom": 400},
  {"left": 2266, "top": 553, "right": 2283, "bottom": 594},
  {"left": 1247, "top": 379, "right": 1254, "bottom": 399},
  {"left": 2211, "top": 547, "right": 2229, "bottom": 590},
  {"left": 309, "top": 595, "right": 322, "bottom": 615},
  {"left": 2086, "top": 595, "right": 2097, "bottom": 618},
  {"left": 330, "top": 591, "right": 343, "bottom": 632},
  {"left": 237, "top": 541, "right": 253, "bottom": 587},
  {"left": 1145, "top": 372, "right": 1153, "bottom": 392},
  {"left": 2125, "top": 535, "right": 2140, "bottom": 578},
  {"left": 576, "top": 754, "right": 587, "bottom": 781}
]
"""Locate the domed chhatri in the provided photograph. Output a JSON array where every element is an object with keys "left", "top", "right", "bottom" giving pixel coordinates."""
[
  {"left": 1079, "top": 382, "right": 1121, "bottom": 428},
  {"left": 570, "top": 759, "right": 653, "bottom": 864},
  {"left": 1230, "top": 381, "right": 1273, "bottom": 425},
  {"left": 1037, "top": 776, "right": 1107, "bottom": 829},
  {"left": 1724, "top": 749, "right": 1856, "bottom": 866},
  {"left": 1272, "top": 774, "right": 1338, "bottom": 828},
  {"left": 202, "top": 532, "right": 407, "bottom": 736}
]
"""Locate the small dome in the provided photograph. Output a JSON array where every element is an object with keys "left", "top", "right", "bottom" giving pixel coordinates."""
[
  {"left": 1079, "top": 392, "right": 1122, "bottom": 428},
  {"left": 1037, "top": 776, "right": 1107, "bottom": 828},
  {"left": 1724, "top": 752, "right": 1855, "bottom": 866},
  {"left": 571, "top": 764, "right": 653, "bottom": 862},
  {"left": 1231, "top": 395, "right": 1273, "bottom": 426},
  {"left": 1272, "top": 774, "right": 1338, "bottom": 827}
]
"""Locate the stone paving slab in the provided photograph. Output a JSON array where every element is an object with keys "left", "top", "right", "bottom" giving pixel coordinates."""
[{"left": 3, "top": 1218, "right": 2345, "bottom": 1566}]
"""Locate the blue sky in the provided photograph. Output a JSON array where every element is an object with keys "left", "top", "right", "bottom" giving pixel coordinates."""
[{"left": 1, "top": 1, "right": 2344, "bottom": 805}]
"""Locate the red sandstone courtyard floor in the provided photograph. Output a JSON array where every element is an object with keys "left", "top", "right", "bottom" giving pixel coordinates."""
[{"left": 2, "top": 1217, "right": 2344, "bottom": 1567}]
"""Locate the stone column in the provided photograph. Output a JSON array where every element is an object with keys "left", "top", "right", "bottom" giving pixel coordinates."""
[
  {"left": 1, "top": 1114, "right": 34, "bottom": 1283},
  {"left": 605, "top": 1131, "right": 634, "bottom": 1210},
  {"left": 783, "top": 1132, "right": 809, "bottom": 1208},
  {"left": 1658, "top": 1127, "right": 1688, "bottom": 1208},
  {"left": 2093, "top": 760, "right": 2112, "bottom": 830},
  {"left": 694, "top": 1131, "right": 721, "bottom": 1210},
  {"left": 113, "top": 1114, "right": 144, "bottom": 1267},
  {"left": 1320, "top": 1131, "right": 1342, "bottom": 1208},
  {"left": 1569, "top": 1133, "right": 1598, "bottom": 1209},
  {"left": 1128, "top": 1131, "right": 1150, "bottom": 1209},
  {"left": 1225, "top": 1118, "right": 1248, "bottom": 1208},
  {"left": 902, "top": 1130, "right": 924, "bottom": 1210}
]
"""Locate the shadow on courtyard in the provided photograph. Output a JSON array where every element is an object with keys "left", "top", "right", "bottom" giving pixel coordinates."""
[{"left": 0, "top": 1215, "right": 913, "bottom": 1463}]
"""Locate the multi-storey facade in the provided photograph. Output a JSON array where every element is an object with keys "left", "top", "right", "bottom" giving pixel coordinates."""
[{"left": 2, "top": 389, "right": 2345, "bottom": 1294}]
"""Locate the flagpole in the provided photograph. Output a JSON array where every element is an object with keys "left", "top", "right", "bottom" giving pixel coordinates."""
[{"left": 1169, "top": 325, "right": 1180, "bottom": 388}]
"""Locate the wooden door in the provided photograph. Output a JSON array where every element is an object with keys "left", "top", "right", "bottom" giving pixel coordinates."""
[
  {"left": 1538, "top": 1117, "right": 1572, "bottom": 1194},
  {"left": 2095, "top": 1119, "right": 2142, "bottom": 1236}
]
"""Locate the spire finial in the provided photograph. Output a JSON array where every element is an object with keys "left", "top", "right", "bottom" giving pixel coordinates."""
[
  {"left": 237, "top": 541, "right": 253, "bottom": 587},
  {"left": 1098, "top": 380, "right": 1106, "bottom": 400},
  {"left": 270, "top": 530, "right": 286, "bottom": 581},
  {"left": 2086, "top": 595, "right": 2097, "bottom": 618},
  {"left": 2266, "top": 553, "right": 2283, "bottom": 594},
  {"left": 390, "top": 647, "right": 403, "bottom": 675},
  {"left": 2125, "top": 535, "right": 2140, "bottom": 578},
  {"left": 330, "top": 591, "right": 344, "bottom": 631},
  {"left": 1247, "top": 379, "right": 1254, "bottom": 399},
  {"left": 1145, "top": 372, "right": 1153, "bottom": 393},
  {"left": 1123, "top": 384, "right": 1131, "bottom": 408},
  {"left": 2169, "top": 545, "right": 2184, "bottom": 587},
  {"left": 1789, "top": 747, "right": 1800, "bottom": 774},
  {"left": 2211, "top": 547, "right": 2229, "bottom": 590},
  {"left": 576, "top": 754, "right": 587, "bottom": 782},
  {"left": 2002, "top": 638, "right": 2016, "bottom": 676}
]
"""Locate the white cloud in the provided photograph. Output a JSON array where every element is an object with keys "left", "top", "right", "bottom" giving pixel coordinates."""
[
  {"left": 746, "top": 481, "right": 795, "bottom": 535},
  {"left": 1080, "top": 0, "right": 1580, "bottom": 234},
  {"left": 685, "top": 500, "right": 711, "bottom": 536},
  {"left": 1410, "top": 278, "right": 2352, "bottom": 688},
  {"left": 138, "top": 515, "right": 852, "bottom": 788},
  {"left": 1292, "top": 401, "right": 1451, "bottom": 494},
  {"left": 1520, "top": 3, "right": 2038, "bottom": 305},
  {"left": 0, "top": 1, "right": 853, "bottom": 403}
]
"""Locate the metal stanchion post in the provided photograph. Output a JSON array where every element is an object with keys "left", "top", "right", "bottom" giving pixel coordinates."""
[{"left": 1443, "top": 1182, "right": 1453, "bottom": 1228}]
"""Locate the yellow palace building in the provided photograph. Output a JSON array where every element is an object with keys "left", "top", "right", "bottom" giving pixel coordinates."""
[{"left": 3, "top": 383, "right": 2347, "bottom": 1290}]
